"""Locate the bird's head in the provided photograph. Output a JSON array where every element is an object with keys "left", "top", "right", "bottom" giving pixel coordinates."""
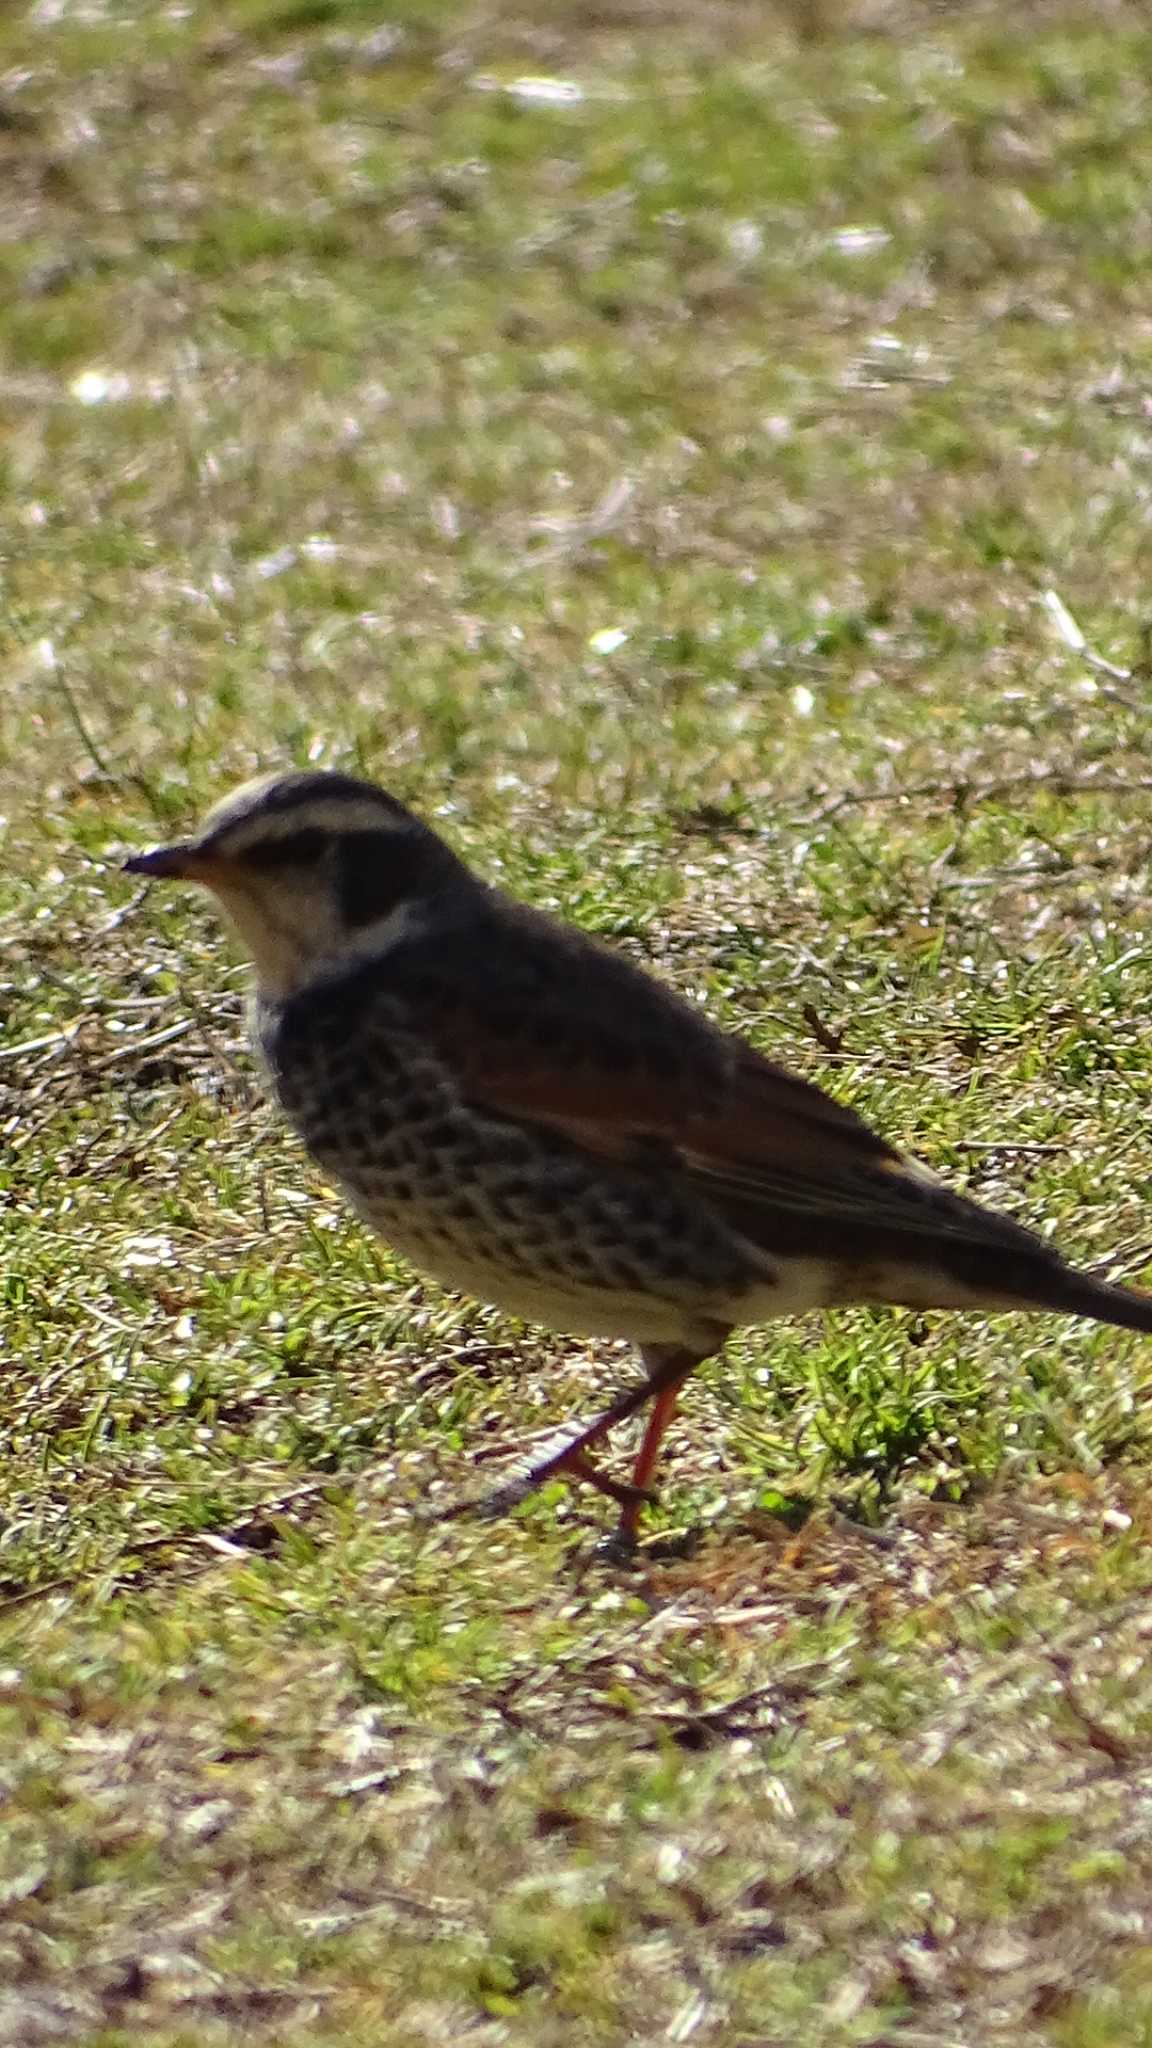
[{"left": 125, "top": 770, "right": 467, "bottom": 997}]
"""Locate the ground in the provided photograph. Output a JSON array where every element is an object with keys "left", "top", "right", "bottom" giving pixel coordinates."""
[{"left": 4, "top": 0, "right": 1152, "bottom": 2041}]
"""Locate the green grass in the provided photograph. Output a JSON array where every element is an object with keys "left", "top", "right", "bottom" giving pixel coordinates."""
[{"left": 5, "top": 0, "right": 1152, "bottom": 2039}]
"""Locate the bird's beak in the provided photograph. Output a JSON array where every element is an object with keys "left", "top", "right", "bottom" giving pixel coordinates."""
[{"left": 123, "top": 840, "right": 229, "bottom": 884}]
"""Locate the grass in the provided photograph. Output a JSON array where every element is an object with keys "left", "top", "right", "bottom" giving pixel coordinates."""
[{"left": 5, "top": 0, "right": 1152, "bottom": 2038}]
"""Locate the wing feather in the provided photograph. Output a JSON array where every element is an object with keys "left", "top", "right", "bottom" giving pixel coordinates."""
[{"left": 378, "top": 901, "right": 1046, "bottom": 1275}]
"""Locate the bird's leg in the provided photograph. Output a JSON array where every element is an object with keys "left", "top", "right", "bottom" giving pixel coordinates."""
[
  {"left": 613, "top": 1354, "right": 695, "bottom": 1544},
  {"left": 451, "top": 1343, "right": 709, "bottom": 1533}
]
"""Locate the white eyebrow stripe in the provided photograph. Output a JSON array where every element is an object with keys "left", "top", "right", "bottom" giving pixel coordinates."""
[{"left": 211, "top": 798, "right": 413, "bottom": 849}]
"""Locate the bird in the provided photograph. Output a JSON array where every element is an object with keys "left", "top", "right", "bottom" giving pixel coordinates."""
[{"left": 125, "top": 768, "right": 1152, "bottom": 1546}]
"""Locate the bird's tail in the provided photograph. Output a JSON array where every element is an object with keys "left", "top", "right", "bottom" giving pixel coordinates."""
[{"left": 1046, "top": 1269, "right": 1152, "bottom": 1335}]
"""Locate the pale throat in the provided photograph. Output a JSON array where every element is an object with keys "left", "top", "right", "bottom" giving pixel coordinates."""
[
  {"left": 208, "top": 879, "right": 425, "bottom": 1000},
  {"left": 209, "top": 879, "right": 340, "bottom": 1000}
]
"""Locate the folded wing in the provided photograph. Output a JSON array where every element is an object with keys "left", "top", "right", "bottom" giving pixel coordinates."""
[{"left": 386, "top": 903, "right": 1052, "bottom": 1286}]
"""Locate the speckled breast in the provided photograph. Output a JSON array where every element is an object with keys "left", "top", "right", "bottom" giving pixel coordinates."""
[{"left": 251, "top": 972, "right": 762, "bottom": 1342}]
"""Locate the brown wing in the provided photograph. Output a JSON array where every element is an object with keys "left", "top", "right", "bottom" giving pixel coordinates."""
[
  {"left": 397, "top": 893, "right": 895, "bottom": 1160},
  {"left": 385, "top": 897, "right": 1059, "bottom": 1280},
  {"left": 466, "top": 1037, "right": 896, "bottom": 1178}
]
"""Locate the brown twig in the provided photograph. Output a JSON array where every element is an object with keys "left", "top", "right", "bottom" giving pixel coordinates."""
[
  {"left": 801, "top": 1003, "right": 847, "bottom": 1054},
  {"left": 913, "top": 1587, "right": 1152, "bottom": 1767},
  {"left": 950, "top": 1140, "right": 1061, "bottom": 1156},
  {"left": 809, "top": 773, "right": 1152, "bottom": 827},
  {"left": 1048, "top": 1650, "right": 1135, "bottom": 1766},
  {"left": 0, "top": 1474, "right": 355, "bottom": 1616}
]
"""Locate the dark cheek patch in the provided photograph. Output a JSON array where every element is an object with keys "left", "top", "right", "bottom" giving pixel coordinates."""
[{"left": 336, "top": 831, "right": 421, "bottom": 929}]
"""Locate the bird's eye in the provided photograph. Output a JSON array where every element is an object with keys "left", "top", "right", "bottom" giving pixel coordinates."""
[{"left": 245, "top": 828, "right": 330, "bottom": 870}]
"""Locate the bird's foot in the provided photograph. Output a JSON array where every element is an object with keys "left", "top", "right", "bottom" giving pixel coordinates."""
[
  {"left": 592, "top": 1526, "right": 641, "bottom": 1566},
  {"left": 436, "top": 1437, "right": 654, "bottom": 1525}
]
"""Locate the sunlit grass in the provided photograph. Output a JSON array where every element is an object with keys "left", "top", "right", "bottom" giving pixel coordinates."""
[{"left": 4, "top": 0, "right": 1152, "bottom": 2041}]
